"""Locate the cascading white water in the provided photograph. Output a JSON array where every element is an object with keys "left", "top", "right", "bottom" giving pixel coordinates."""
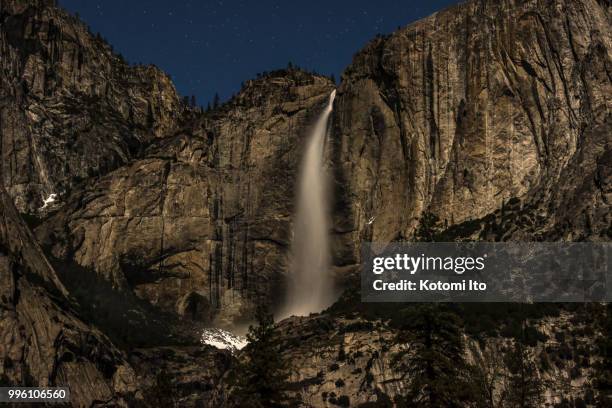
[{"left": 279, "top": 90, "right": 336, "bottom": 319}]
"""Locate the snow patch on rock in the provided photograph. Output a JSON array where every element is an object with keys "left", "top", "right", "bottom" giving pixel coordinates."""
[
  {"left": 200, "top": 328, "right": 248, "bottom": 352},
  {"left": 40, "top": 193, "right": 57, "bottom": 210}
]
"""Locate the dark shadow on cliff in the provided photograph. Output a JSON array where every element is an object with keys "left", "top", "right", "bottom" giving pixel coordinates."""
[{"left": 48, "top": 256, "right": 200, "bottom": 350}]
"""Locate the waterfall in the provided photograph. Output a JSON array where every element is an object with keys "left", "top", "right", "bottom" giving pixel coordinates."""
[{"left": 279, "top": 90, "right": 336, "bottom": 319}]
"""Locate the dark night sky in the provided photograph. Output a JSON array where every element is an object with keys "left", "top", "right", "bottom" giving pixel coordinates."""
[{"left": 60, "top": 0, "right": 460, "bottom": 106}]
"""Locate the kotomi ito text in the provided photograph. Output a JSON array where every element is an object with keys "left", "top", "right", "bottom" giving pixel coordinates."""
[{"left": 372, "top": 254, "right": 486, "bottom": 275}]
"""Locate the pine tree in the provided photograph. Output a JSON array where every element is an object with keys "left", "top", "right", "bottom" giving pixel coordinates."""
[
  {"left": 213, "top": 93, "right": 220, "bottom": 109},
  {"left": 413, "top": 213, "right": 440, "bottom": 242},
  {"left": 143, "top": 369, "right": 178, "bottom": 407},
  {"left": 190, "top": 95, "right": 197, "bottom": 108},
  {"left": 595, "top": 303, "right": 612, "bottom": 405},
  {"left": 228, "top": 306, "right": 296, "bottom": 407},
  {"left": 503, "top": 340, "right": 543, "bottom": 407},
  {"left": 393, "top": 304, "right": 478, "bottom": 407},
  {"left": 470, "top": 345, "right": 505, "bottom": 408}
]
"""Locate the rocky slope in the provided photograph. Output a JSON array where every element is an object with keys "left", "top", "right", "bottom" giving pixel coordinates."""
[
  {"left": 0, "top": 0, "right": 182, "bottom": 213},
  {"left": 0, "top": 185, "right": 233, "bottom": 406},
  {"left": 129, "top": 346, "right": 232, "bottom": 407},
  {"left": 330, "top": 0, "right": 610, "bottom": 271},
  {"left": 259, "top": 311, "right": 601, "bottom": 407},
  {"left": 0, "top": 187, "right": 140, "bottom": 406}
]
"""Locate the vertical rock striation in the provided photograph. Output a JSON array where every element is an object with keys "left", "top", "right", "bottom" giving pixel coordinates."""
[{"left": 330, "top": 0, "right": 610, "bottom": 270}]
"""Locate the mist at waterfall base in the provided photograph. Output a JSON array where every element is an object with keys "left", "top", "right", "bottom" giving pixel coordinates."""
[{"left": 278, "top": 90, "right": 337, "bottom": 320}]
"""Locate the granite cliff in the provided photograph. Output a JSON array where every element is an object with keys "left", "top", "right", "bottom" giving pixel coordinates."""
[
  {"left": 330, "top": 0, "right": 610, "bottom": 273},
  {"left": 36, "top": 71, "right": 334, "bottom": 327}
]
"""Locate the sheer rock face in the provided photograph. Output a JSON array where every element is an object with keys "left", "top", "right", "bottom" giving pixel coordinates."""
[
  {"left": 0, "top": 0, "right": 182, "bottom": 213},
  {"left": 36, "top": 72, "right": 335, "bottom": 327},
  {"left": 270, "top": 312, "right": 600, "bottom": 407},
  {"left": 0, "top": 190, "right": 137, "bottom": 407},
  {"left": 330, "top": 0, "right": 611, "bottom": 269}
]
